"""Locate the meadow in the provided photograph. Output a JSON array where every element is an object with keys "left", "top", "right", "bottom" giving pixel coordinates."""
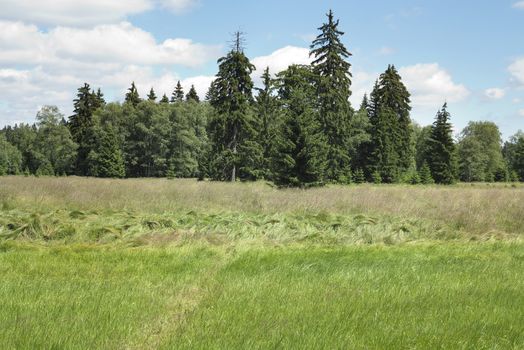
[{"left": 0, "top": 176, "right": 523, "bottom": 349}]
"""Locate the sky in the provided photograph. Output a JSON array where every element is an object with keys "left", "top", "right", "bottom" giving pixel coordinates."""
[{"left": 0, "top": 0, "right": 523, "bottom": 139}]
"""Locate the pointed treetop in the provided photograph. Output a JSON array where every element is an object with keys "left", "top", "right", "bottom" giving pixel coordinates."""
[
  {"left": 186, "top": 85, "right": 200, "bottom": 102},
  {"left": 171, "top": 81, "right": 185, "bottom": 102},
  {"left": 160, "top": 93, "right": 169, "bottom": 104},
  {"left": 125, "top": 81, "right": 141, "bottom": 107},
  {"left": 147, "top": 87, "right": 157, "bottom": 101}
]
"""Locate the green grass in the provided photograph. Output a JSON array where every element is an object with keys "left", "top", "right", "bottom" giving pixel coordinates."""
[
  {"left": 1, "top": 177, "right": 523, "bottom": 348},
  {"left": 0, "top": 243, "right": 523, "bottom": 349}
]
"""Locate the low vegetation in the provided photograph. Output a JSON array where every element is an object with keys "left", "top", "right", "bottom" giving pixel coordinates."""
[{"left": 0, "top": 177, "right": 523, "bottom": 348}]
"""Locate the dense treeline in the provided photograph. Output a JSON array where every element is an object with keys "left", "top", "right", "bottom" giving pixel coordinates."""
[{"left": 1, "top": 11, "right": 523, "bottom": 186}]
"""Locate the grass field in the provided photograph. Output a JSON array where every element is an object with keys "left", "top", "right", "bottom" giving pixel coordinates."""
[{"left": 1, "top": 177, "right": 523, "bottom": 349}]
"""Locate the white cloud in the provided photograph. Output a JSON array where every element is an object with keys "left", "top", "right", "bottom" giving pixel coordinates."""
[
  {"left": 0, "top": 0, "right": 198, "bottom": 26},
  {"left": 509, "top": 57, "right": 524, "bottom": 86},
  {"left": 159, "top": 0, "right": 200, "bottom": 13},
  {"left": 513, "top": 1, "right": 524, "bottom": 9},
  {"left": 484, "top": 88, "right": 506, "bottom": 100},
  {"left": 0, "top": 19, "right": 221, "bottom": 125},
  {"left": 399, "top": 63, "right": 470, "bottom": 107},
  {"left": 519, "top": 109, "right": 524, "bottom": 117},
  {"left": 0, "top": 21, "right": 221, "bottom": 68},
  {"left": 251, "top": 46, "right": 311, "bottom": 78}
]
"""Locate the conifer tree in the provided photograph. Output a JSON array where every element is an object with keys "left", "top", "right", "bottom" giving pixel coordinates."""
[
  {"left": 419, "top": 162, "right": 434, "bottom": 184},
  {"left": 368, "top": 65, "right": 413, "bottom": 182},
  {"left": 255, "top": 67, "right": 280, "bottom": 179},
  {"left": 87, "top": 124, "right": 125, "bottom": 178},
  {"left": 353, "top": 168, "right": 365, "bottom": 184},
  {"left": 160, "top": 94, "right": 169, "bottom": 104},
  {"left": 171, "top": 81, "right": 184, "bottom": 103},
  {"left": 207, "top": 32, "right": 261, "bottom": 181},
  {"left": 93, "top": 88, "right": 106, "bottom": 110},
  {"left": 125, "top": 82, "right": 141, "bottom": 107},
  {"left": 147, "top": 88, "right": 157, "bottom": 102},
  {"left": 271, "top": 65, "right": 327, "bottom": 187},
  {"left": 68, "top": 83, "right": 99, "bottom": 175},
  {"left": 427, "top": 103, "right": 457, "bottom": 184},
  {"left": 310, "top": 10, "right": 353, "bottom": 182},
  {"left": 185, "top": 85, "right": 200, "bottom": 102}
]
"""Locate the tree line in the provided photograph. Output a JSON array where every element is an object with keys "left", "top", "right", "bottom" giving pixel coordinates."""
[{"left": 1, "top": 10, "right": 523, "bottom": 186}]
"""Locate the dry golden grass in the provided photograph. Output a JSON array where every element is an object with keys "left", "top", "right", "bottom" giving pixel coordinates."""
[{"left": 1, "top": 176, "right": 523, "bottom": 235}]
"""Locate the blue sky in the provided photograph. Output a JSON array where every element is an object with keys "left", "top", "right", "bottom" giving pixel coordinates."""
[{"left": 1, "top": 0, "right": 523, "bottom": 139}]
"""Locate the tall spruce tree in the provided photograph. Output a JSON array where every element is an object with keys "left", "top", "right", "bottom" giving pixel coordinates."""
[
  {"left": 125, "top": 82, "right": 141, "bottom": 107},
  {"left": 147, "top": 88, "right": 157, "bottom": 102},
  {"left": 271, "top": 65, "right": 327, "bottom": 187},
  {"left": 310, "top": 9, "right": 353, "bottom": 182},
  {"left": 207, "top": 32, "right": 261, "bottom": 181},
  {"left": 255, "top": 67, "right": 280, "bottom": 179},
  {"left": 427, "top": 103, "right": 457, "bottom": 184},
  {"left": 172, "top": 81, "right": 185, "bottom": 103},
  {"left": 368, "top": 65, "right": 413, "bottom": 182},
  {"left": 68, "top": 83, "right": 99, "bottom": 175},
  {"left": 185, "top": 85, "right": 200, "bottom": 102},
  {"left": 87, "top": 124, "right": 125, "bottom": 178}
]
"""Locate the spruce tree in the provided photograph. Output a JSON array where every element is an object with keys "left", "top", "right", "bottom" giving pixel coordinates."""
[
  {"left": 419, "top": 162, "right": 434, "bottom": 184},
  {"left": 68, "top": 83, "right": 98, "bottom": 175},
  {"left": 125, "top": 82, "right": 141, "bottom": 107},
  {"left": 87, "top": 124, "right": 125, "bottom": 178},
  {"left": 185, "top": 85, "right": 200, "bottom": 102},
  {"left": 255, "top": 67, "right": 280, "bottom": 179},
  {"left": 147, "top": 88, "right": 157, "bottom": 102},
  {"left": 160, "top": 94, "right": 169, "bottom": 104},
  {"left": 368, "top": 65, "right": 413, "bottom": 182},
  {"left": 271, "top": 65, "right": 327, "bottom": 187},
  {"left": 427, "top": 103, "right": 457, "bottom": 184},
  {"left": 207, "top": 32, "right": 261, "bottom": 181},
  {"left": 171, "top": 81, "right": 184, "bottom": 103},
  {"left": 310, "top": 10, "right": 353, "bottom": 182}
]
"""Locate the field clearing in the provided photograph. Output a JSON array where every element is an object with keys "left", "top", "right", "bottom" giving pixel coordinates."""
[{"left": 1, "top": 177, "right": 524, "bottom": 348}]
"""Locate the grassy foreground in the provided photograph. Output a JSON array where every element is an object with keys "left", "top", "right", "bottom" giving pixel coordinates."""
[{"left": 1, "top": 177, "right": 523, "bottom": 349}]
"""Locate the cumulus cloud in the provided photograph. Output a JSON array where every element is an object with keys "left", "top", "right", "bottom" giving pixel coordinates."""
[
  {"left": 251, "top": 46, "right": 311, "bottom": 77},
  {"left": 0, "top": 0, "right": 198, "bottom": 26},
  {"left": 484, "top": 88, "right": 506, "bottom": 100},
  {"left": 0, "top": 21, "right": 221, "bottom": 68},
  {"left": 0, "top": 19, "right": 221, "bottom": 125},
  {"left": 509, "top": 57, "right": 524, "bottom": 86},
  {"left": 513, "top": 1, "right": 524, "bottom": 9},
  {"left": 399, "top": 63, "right": 470, "bottom": 107}
]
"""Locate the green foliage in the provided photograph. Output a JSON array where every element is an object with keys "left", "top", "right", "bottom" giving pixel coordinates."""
[
  {"left": 87, "top": 123, "right": 125, "bottom": 178},
  {"left": 207, "top": 35, "right": 261, "bottom": 181},
  {"left": 255, "top": 67, "right": 280, "bottom": 179},
  {"left": 310, "top": 10, "right": 353, "bottom": 182},
  {"left": 353, "top": 168, "right": 365, "bottom": 184},
  {"left": 125, "top": 82, "right": 141, "bottom": 107},
  {"left": 271, "top": 65, "right": 327, "bottom": 187},
  {"left": 371, "top": 170, "right": 382, "bottom": 184},
  {"left": 504, "top": 131, "right": 524, "bottom": 182},
  {"left": 147, "top": 88, "right": 157, "bottom": 102},
  {"left": 368, "top": 66, "right": 413, "bottom": 182},
  {"left": 185, "top": 85, "right": 200, "bottom": 102},
  {"left": 0, "top": 134, "right": 22, "bottom": 175},
  {"left": 419, "top": 162, "right": 435, "bottom": 184},
  {"left": 427, "top": 103, "right": 458, "bottom": 184},
  {"left": 458, "top": 121, "right": 505, "bottom": 182},
  {"left": 159, "top": 94, "right": 169, "bottom": 104},
  {"left": 35, "top": 106, "right": 78, "bottom": 175},
  {"left": 69, "top": 83, "right": 101, "bottom": 176},
  {"left": 171, "top": 81, "right": 184, "bottom": 103}
]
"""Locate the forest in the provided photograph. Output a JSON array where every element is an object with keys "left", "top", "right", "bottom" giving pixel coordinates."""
[{"left": 1, "top": 10, "right": 523, "bottom": 186}]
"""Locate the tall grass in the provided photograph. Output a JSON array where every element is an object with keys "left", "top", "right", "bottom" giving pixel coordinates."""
[{"left": 1, "top": 176, "right": 523, "bottom": 235}]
